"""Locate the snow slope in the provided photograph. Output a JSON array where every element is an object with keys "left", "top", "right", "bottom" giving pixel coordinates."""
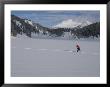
[
  {"left": 53, "top": 19, "right": 92, "bottom": 28},
  {"left": 11, "top": 37, "right": 100, "bottom": 77}
]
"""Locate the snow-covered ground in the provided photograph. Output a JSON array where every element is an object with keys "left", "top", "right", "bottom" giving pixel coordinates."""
[{"left": 11, "top": 36, "right": 100, "bottom": 77}]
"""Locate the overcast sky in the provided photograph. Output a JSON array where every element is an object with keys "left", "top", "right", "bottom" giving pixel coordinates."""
[{"left": 11, "top": 11, "right": 100, "bottom": 28}]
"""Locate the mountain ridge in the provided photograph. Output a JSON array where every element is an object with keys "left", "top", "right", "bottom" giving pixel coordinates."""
[
  {"left": 11, "top": 15, "right": 100, "bottom": 40},
  {"left": 53, "top": 19, "right": 92, "bottom": 28}
]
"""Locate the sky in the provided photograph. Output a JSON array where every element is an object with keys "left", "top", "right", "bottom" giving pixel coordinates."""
[{"left": 11, "top": 11, "right": 100, "bottom": 28}]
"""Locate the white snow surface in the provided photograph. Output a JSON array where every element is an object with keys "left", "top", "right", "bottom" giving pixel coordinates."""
[
  {"left": 53, "top": 19, "right": 92, "bottom": 28},
  {"left": 24, "top": 19, "right": 33, "bottom": 26},
  {"left": 11, "top": 36, "right": 100, "bottom": 77},
  {"left": 15, "top": 20, "right": 22, "bottom": 27}
]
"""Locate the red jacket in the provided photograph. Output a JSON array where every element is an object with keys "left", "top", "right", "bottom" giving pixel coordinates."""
[{"left": 76, "top": 45, "right": 80, "bottom": 48}]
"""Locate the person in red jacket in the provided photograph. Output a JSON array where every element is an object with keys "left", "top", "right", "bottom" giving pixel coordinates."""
[{"left": 76, "top": 44, "right": 80, "bottom": 52}]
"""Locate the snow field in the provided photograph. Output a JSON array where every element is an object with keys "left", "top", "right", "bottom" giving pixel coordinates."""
[{"left": 11, "top": 37, "right": 100, "bottom": 77}]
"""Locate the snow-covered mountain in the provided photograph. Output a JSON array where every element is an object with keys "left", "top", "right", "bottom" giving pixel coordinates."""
[
  {"left": 24, "top": 19, "right": 34, "bottom": 26},
  {"left": 11, "top": 15, "right": 50, "bottom": 37},
  {"left": 79, "top": 21, "right": 92, "bottom": 28},
  {"left": 53, "top": 19, "right": 92, "bottom": 28},
  {"left": 11, "top": 15, "right": 100, "bottom": 40}
]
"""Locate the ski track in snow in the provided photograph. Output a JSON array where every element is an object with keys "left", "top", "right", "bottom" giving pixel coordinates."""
[
  {"left": 11, "top": 38, "right": 100, "bottom": 77},
  {"left": 12, "top": 47, "right": 99, "bottom": 55}
]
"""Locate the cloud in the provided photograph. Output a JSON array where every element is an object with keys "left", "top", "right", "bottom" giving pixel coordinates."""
[{"left": 11, "top": 11, "right": 100, "bottom": 28}]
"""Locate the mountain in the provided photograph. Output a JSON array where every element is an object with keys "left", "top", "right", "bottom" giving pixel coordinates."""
[
  {"left": 11, "top": 15, "right": 100, "bottom": 40},
  {"left": 11, "top": 15, "right": 50, "bottom": 37},
  {"left": 53, "top": 19, "right": 92, "bottom": 28},
  {"left": 71, "top": 22, "right": 100, "bottom": 38}
]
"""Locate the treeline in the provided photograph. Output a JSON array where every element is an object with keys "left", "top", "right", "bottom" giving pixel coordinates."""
[
  {"left": 11, "top": 15, "right": 40, "bottom": 37},
  {"left": 71, "top": 22, "right": 100, "bottom": 38},
  {"left": 48, "top": 22, "right": 100, "bottom": 38},
  {"left": 11, "top": 15, "right": 100, "bottom": 39}
]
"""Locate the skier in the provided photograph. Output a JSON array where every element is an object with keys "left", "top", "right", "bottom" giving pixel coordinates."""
[{"left": 76, "top": 44, "right": 80, "bottom": 52}]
